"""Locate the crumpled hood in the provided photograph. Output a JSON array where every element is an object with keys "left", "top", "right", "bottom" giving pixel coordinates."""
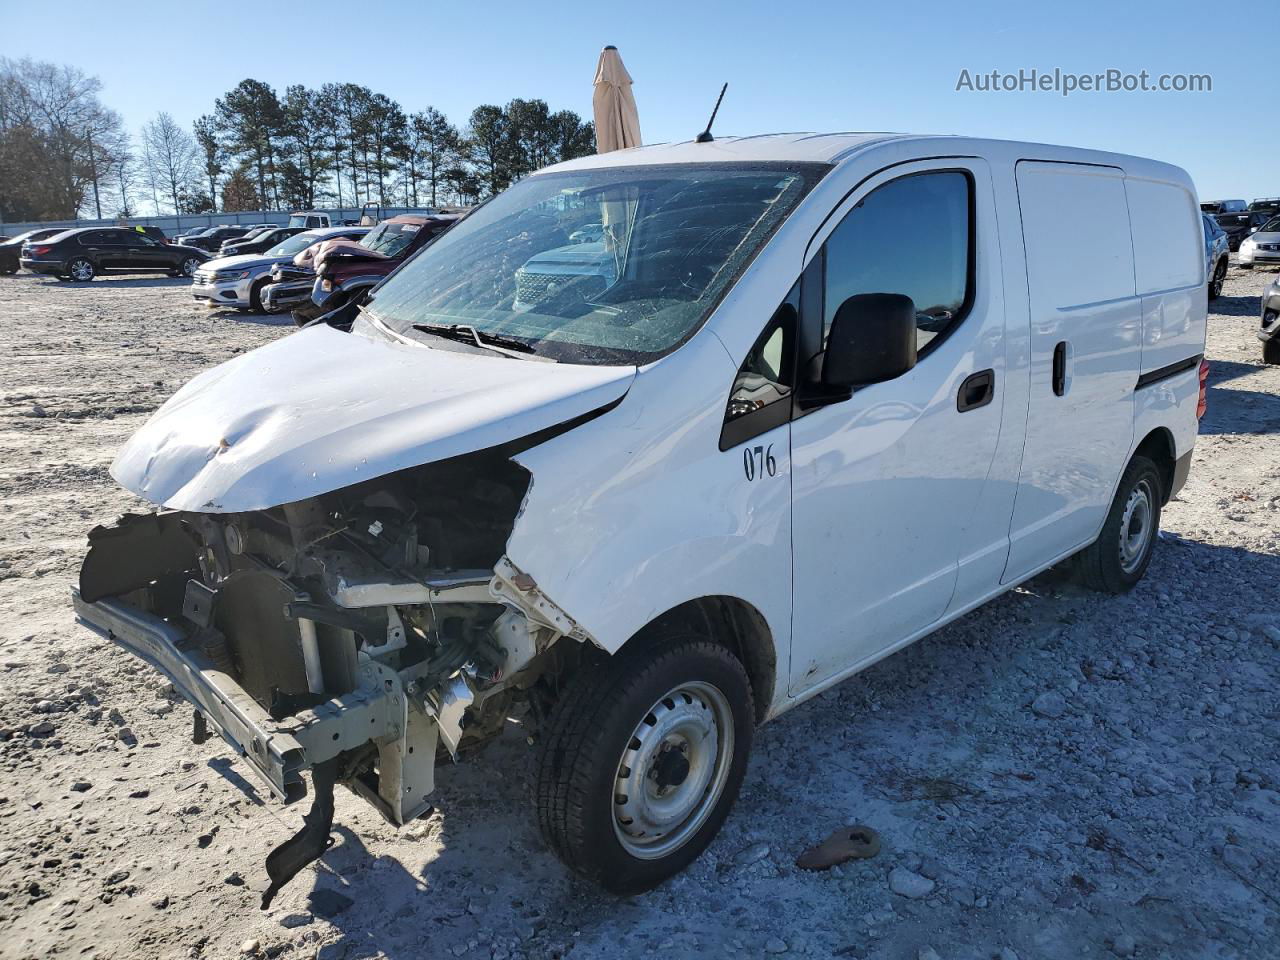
[
  {"left": 112, "top": 325, "right": 636, "bottom": 513},
  {"left": 316, "top": 244, "right": 390, "bottom": 275},
  {"left": 295, "top": 239, "right": 365, "bottom": 269}
]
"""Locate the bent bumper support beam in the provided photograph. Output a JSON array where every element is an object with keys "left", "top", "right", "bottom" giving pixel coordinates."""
[
  {"left": 262, "top": 757, "right": 339, "bottom": 910},
  {"left": 70, "top": 587, "right": 404, "bottom": 800},
  {"left": 72, "top": 586, "right": 440, "bottom": 901}
]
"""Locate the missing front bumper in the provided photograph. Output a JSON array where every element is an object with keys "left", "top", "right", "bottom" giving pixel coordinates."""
[{"left": 70, "top": 586, "right": 434, "bottom": 820}]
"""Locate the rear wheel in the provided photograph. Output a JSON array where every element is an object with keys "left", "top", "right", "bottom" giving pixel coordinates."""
[
  {"left": 1263, "top": 337, "right": 1280, "bottom": 365},
  {"left": 1071, "top": 455, "right": 1163, "bottom": 593},
  {"left": 534, "top": 635, "right": 754, "bottom": 894},
  {"left": 1209, "top": 259, "right": 1226, "bottom": 300},
  {"left": 68, "top": 258, "right": 95, "bottom": 282},
  {"left": 179, "top": 256, "right": 200, "bottom": 278},
  {"left": 0, "top": 259, "right": 17, "bottom": 275}
]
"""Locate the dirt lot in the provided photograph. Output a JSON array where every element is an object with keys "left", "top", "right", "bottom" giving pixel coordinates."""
[{"left": 0, "top": 267, "right": 1277, "bottom": 960}]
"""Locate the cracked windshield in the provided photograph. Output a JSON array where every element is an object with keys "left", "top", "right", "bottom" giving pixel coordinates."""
[{"left": 368, "top": 163, "right": 825, "bottom": 363}]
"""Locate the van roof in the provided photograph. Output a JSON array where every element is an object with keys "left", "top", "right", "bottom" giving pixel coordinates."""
[
  {"left": 543, "top": 132, "right": 907, "bottom": 168},
  {"left": 539, "top": 132, "right": 1192, "bottom": 185}
]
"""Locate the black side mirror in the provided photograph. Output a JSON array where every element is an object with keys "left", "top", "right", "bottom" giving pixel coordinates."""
[{"left": 821, "top": 293, "right": 918, "bottom": 388}]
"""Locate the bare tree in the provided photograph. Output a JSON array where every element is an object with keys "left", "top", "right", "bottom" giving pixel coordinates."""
[
  {"left": 141, "top": 111, "right": 199, "bottom": 214},
  {"left": 105, "top": 143, "right": 140, "bottom": 218},
  {"left": 0, "top": 57, "right": 125, "bottom": 220}
]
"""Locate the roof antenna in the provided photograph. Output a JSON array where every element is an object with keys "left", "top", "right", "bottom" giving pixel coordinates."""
[{"left": 695, "top": 83, "right": 728, "bottom": 143}]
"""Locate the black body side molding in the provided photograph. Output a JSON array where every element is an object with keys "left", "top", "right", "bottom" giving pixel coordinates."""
[{"left": 1135, "top": 354, "right": 1203, "bottom": 390}]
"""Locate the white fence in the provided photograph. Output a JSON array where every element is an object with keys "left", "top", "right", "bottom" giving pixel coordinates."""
[{"left": 0, "top": 206, "right": 457, "bottom": 238}]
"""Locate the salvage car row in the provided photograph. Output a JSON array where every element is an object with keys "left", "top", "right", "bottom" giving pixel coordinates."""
[
  {"left": 192, "top": 213, "right": 459, "bottom": 324},
  {"left": 0, "top": 210, "right": 358, "bottom": 279}
]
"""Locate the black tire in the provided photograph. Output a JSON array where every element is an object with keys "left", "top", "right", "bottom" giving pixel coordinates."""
[
  {"left": 179, "top": 256, "right": 200, "bottom": 279},
  {"left": 1071, "top": 455, "right": 1163, "bottom": 594},
  {"left": 67, "top": 257, "right": 95, "bottom": 281},
  {"left": 1263, "top": 338, "right": 1280, "bottom": 365},
  {"left": 1209, "top": 259, "right": 1226, "bottom": 300},
  {"left": 249, "top": 277, "right": 269, "bottom": 313},
  {"left": 534, "top": 635, "right": 754, "bottom": 894},
  {"left": 0, "top": 260, "right": 17, "bottom": 275}
]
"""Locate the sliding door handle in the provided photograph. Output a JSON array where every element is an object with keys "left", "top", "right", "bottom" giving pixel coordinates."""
[{"left": 1052, "top": 341, "right": 1068, "bottom": 396}]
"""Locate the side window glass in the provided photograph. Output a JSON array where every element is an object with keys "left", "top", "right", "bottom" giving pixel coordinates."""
[
  {"left": 720, "top": 282, "right": 798, "bottom": 450},
  {"left": 823, "top": 171, "right": 971, "bottom": 354}
]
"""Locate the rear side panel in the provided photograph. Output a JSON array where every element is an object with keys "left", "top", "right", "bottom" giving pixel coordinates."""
[{"left": 1127, "top": 174, "right": 1206, "bottom": 477}]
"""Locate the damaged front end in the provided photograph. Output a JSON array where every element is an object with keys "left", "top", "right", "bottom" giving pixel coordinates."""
[{"left": 73, "top": 449, "right": 590, "bottom": 907}]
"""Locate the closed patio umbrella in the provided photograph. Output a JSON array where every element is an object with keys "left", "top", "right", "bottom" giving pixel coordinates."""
[
  {"left": 593, "top": 45, "right": 641, "bottom": 153},
  {"left": 593, "top": 46, "right": 641, "bottom": 272}
]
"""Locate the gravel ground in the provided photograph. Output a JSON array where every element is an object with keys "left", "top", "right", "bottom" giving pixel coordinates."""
[{"left": 0, "top": 266, "right": 1277, "bottom": 960}]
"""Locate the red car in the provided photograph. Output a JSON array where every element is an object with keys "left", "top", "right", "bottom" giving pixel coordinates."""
[{"left": 292, "top": 214, "right": 458, "bottom": 325}]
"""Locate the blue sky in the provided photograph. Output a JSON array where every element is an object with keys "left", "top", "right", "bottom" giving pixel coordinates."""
[{"left": 3, "top": 0, "right": 1269, "bottom": 199}]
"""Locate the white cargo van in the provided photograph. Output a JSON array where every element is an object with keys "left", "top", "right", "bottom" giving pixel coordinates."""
[{"left": 73, "top": 133, "right": 1208, "bottom": 903}]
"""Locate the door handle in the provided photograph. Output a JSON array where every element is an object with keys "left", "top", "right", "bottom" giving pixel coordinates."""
[
  {"left": 957, "top": 369, "right": 995, "bottom": 412},
  {"left": 1052, "top": 341, "right": 1068, "bottom": 396}
]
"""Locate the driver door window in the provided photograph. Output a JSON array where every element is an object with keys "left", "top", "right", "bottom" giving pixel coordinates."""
[{"left": 823, "top": 171, "right": 972, "bottom": 354}]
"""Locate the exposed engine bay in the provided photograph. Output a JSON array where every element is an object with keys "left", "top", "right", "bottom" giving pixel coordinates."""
[{"left": 73, "top": 448, "right": 594, "bottom": 907}]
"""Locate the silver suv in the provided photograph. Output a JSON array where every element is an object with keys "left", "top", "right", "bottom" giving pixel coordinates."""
[{"left": 190, "top": 227, "right": 368, "bottom": 312}]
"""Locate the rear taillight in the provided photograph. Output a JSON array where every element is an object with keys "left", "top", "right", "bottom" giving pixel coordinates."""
[
  {"left": 1197, "top": 359, "right": 1210, "bottom": 419},
  {"left": 31, "top": 245, "right": 52, "bottom": 256}
]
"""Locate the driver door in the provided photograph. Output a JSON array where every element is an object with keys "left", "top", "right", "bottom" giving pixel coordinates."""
[{"left": 788, "top": 159, "right": 1010, "bottom": 694}]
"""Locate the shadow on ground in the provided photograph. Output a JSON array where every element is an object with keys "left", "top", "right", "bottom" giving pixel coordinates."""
[{"left": 34, "top": 275, "right": 193, "bottom": 289}]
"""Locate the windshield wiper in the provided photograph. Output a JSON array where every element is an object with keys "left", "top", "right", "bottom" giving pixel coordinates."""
[{"left": 411, "top": 322, "right": 537, "bottom": 355}]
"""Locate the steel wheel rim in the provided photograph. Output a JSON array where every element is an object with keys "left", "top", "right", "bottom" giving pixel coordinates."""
[
  {"left": 612, "top": 680, "right": 734, "bottom": 860},
  {"left": 1118, "top": 479, "right": 1155, "bottom": 574},
  {"left": 71, "top": 260, "right": 92, "bottom": 281}
]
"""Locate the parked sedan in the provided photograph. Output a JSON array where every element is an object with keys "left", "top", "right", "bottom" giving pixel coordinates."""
[
  {"left": 20, "top": 227, "right": 208, "bottom": 280},
  {"left": 1203, "top": 214, "right": 1229, "bottom": 300},
  {"left": 1214, "top": 210, "right": 1271, "bottom": 251},
  {"left": 0, "top": 229, "right": 63, "bottom": 274},
  {"left": 1238, "top": 216, "right": 1280, "bottom": 270},
  {"left": 216, "top": 226, "right": 275, "bottom": 255},
  {"left": 190, "top": 226, "right": 369, "bottom": 312},
  {"left": 218, "top": 226, "right": 303, "bottom": 259},
  {"left": 171, "top": 226, "right": 210, "bottom": 245},
  {"left": 182, "top": 226, "right": 255, "bottom": 252}
]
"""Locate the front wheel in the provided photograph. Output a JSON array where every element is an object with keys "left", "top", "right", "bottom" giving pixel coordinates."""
[
  {"left": 1071, "top": 455, "right": 1163, "bottom": 593},
  {"left": 249, "top": 277, "right": 269, "bottom": 313},
  {"left": 534, "top": 636, "right": 754, "bottom": 894},
  {"left": 68, "top": 258, "right": 95, "bottom": 281},
  {"left": 1263, "top": 338, "right": 1280, "bottom": 365}
]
